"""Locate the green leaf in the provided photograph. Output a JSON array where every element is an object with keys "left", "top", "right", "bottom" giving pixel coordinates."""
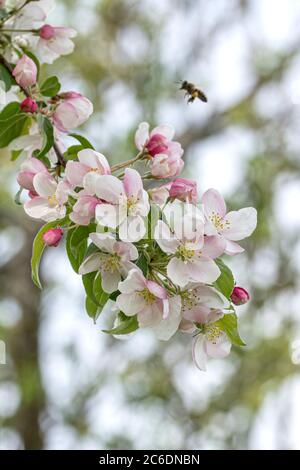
[
  {"left": 103, "top": 313, "right": 139, "bottom": 335},
  {"left": 216, "top": 313, "right": 246, "bottom": 347},
  {"left": 0, "top": 102, "right": 29, "bottom": 148},
  {"left": 31, "top": 217, "right": 69, "bottom": 289},
  {"left": 148, "top": 203, "right": 160, "bottom": 238},
  {"left": 214, "top": 258, "right": 234, "bottom": 299},
  {"left": 40, "top": 76, "right": 61, "bottom": 97},
  {"left": 136, "top": 253, "right": 149, "bottom": 277},
  {"left": 69, "top": 133, "right": 94, "bottom": 149},
  {"left": 36, "top": 115, "right": 54, "bottom": 158},
  {"left": 93, "top": 273, "right": 110, "bottom": 312},
  {"left": 85, "top": 296, "right": 100, "bottom": 320},
  {"left": 66, "top": 226, "right": 89, "bottom": 273},
  {"left": 0, "top": 64, "right": 16, "bottom": 91},
  {"left": 82, "top": 271, "right": 98, "bottom": 302}
]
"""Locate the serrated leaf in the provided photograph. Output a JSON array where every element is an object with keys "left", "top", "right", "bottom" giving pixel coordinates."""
[
  {"left": 40, "top": 76, "right": 61, "bottom": 97},
  {"left": 103, "top": 313, "right": 139, "bottom": 335},
  {"left": 31, "top": 217, "right": 69, "bottom": 289},
  {"left": 214, "top": 258, "right": 234, "bottom": 299},
  {"left": 216, "top": 313, "right": 246, "bottom": 347}
]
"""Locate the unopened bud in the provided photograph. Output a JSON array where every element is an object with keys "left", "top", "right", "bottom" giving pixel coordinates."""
[
  {"left": 231, "top": 286, "right": 250, "bottom": 305},
  {"left": 20, "top": 97, "right": 38, "bottom": 113},
  {"left": 42, "top": 228, "right": 63, "bottom": 247}
]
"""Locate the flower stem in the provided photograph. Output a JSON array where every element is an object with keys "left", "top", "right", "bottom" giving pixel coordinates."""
[{"left": 111, "top": 151, "right": 145, "bottom": 172}]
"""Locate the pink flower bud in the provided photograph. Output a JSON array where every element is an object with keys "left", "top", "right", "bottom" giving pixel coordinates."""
[
  {"left": 39, "top": 24, "right": 55, "bottom": 40},
  {"left": 53, "top": 92, "right": 93, "bottom": 132},
  {"left": 169, "top": 178, "right": 198, "bottom": 204},
  {"left": 20, "top": 97, "right": 38, "bottom": 113},
  {"left": 147, "top": 133, "right": 169, "bottom": 157},
  {"left": 231, "top": 286, "right": 250, "bottom": 305},
  {"left": 42, "top": 228, "right": 63, "bottom": 247},
  {"left": 13, "top": 55, "right": 37, "bottom": 88}
]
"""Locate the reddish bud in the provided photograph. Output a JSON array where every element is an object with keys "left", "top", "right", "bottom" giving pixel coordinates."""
[
  {"left": 169, "top": 178, "right": 198, "bottom": 204},
  {"left": 231, "top": 286, "right": 250, "bottom": 305},
  {"left": 147, "top": 133, "right": 169, "bottom": 156},
  {"left": 39, "top": 24, "right": 56, "bottom": 40},
  {"left": 20, "top": 97, "right": 38, "bottom": 113},
  {"left": 42, "top": 228, "right": 63, "bottom": 247}
]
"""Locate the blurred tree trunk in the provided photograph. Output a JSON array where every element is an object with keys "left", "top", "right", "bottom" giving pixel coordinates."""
[{"left": 0, "top": 205, "right": 45, "bottom": 450}]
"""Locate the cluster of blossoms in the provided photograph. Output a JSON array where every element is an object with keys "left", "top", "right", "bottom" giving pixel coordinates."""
[{"left": 0, "top": 1, "right": 257, "bottom": 370}]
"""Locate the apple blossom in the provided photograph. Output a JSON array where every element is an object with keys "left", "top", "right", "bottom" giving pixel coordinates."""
[
  {"left": 17, "top": 157, "right": 48, "bottom": 194},
  {"left": 193, "top": 323, "right": 232, "bottom": 371},
  {"left": 154, "top": 201, "right": 221, "bottom": 287},
  {"left": 79, "top": 233, "right": 138, "bottom": 294},
  {"left": 116, "top": 269, "right": 181, "bottom": 336},
  {"left": 20, "top": 97, "right": 38, "bottom": 113},
  {"left": 65, "top": 149, "right": 110, "bottom": 189},
  {"left": 13, "top": 54, "right": 37, "bottom": 88},
  {"left": 202, "top": 188, "right": 257, "bottom": 255},
  {"left": 231, "top": 286, "right": 250, "bottom": 305},
  {"left": 24, "top": 173, "right": 69, "bottom": 222},
  {"left": 135, "top": 122, "right": 184, "bottom": 178},
  {"left": 69, "top": 192, "right": 101, "bottom": 226},
  {"left": 53, "top": 92, "right": 93, "bottom": 132},
  {"left": 169, "top": 178, "right": 198, "bottom": 204},
  {"left": 92, "top": 168, "right": 150, "bottom": 242},
  {"left": 42, "top": 228, "right": 63, "bottom": 247},
  {"left": 148, "top": 183, "right": 171, "bottom": 206},
  {"left": 37, "top": 25, "right": 77, "bottom": 64}
]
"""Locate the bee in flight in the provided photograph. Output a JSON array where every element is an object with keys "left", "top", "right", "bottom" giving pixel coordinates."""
[{"left": 178, "top": 80, "right": 208, "bottom": 104}]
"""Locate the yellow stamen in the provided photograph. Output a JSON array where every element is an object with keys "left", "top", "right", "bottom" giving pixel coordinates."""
[{"left": 48, "top": 194, "right": 58, "bottom": 207}]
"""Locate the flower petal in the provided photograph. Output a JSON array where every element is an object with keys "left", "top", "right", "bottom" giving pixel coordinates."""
[
  {"left": 154, "top": 220, "right": 179, "bottom": 254},
  {"left": 123, "top": 168, "right": 143, "bottom": 198},
  {"left": 93, "top": 175, "right": 125, "bottom": 203},
  {"left": 78, "top": 253, "right": 102, "bottom": 275},
  {"left": 101, "top": 270, "right": 120, "bottom": 294},
  {"left": 33, "top": 173, "right": 56, "bottom": 198},
  {"left": 224, "top": 240, "right": 245, "bottom": 255},
  {"left": 150, "top": 295, "right": 182, "bottom": 340},
  {"left": 205, "top": 332, "right": 232, "bottom": 359},
  {"left": 150, "top": 124, "right": 174, "bottom": 140},
  {"left": 135, "top": 122, "right": 149, "bottom": 150},
  {"left": 116, "top": 292, "right": 146, "bottom": 315},
  {"left": 192, "top": 335, "right": 207, "bottom": 371},
  {"left": 223, "top": 207, "right": 257, "bottom": 241},
  {"left": 202, "top": 188, "right": 227, "bottom": 219}
]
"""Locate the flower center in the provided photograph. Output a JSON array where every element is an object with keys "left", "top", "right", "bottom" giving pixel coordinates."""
[
  {"left": 203, "top": 324, "right": 222, "bottom": 344},
  {"left": 181, "top": 290, "right": 199, "bottom": 311},
  {"left": 127, "top": 196, "right": 138, "bottom": 214},
  {"left": 101, "top": 254, "right": 121, "bottom": 273},
  {"left": 140, "top": 289, "right": 156, "bottom": 305},
  {"left": 47, "top": 194, "right": 58, "bottom": 207},
  {"left": 175, "top": 245, "right": 195, "bottom": 261},
  {"left": 209, "top": 211, "right": 230, "bottom": 231}
]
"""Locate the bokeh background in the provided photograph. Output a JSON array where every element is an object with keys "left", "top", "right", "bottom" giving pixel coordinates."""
[{"left": 1, "top": 0, "right": 300, "bottom": 450}]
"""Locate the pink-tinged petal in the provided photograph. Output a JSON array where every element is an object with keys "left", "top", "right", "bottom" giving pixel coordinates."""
[
  {"left": 202, "top": 188, "right": 226, "bottom": 218},
  {"left": 150, "top": 295, "right": 182, "bottom": 340},
  {"left": 183, "top": 305, "right": 211, "bottom": 324},
  {"left": 78, "top": 149, "right": 110, "bottom": 174},
  {"left": 135, "top": 122, "right": 149, "bottom": 150},
  {"left": 116, "top": 292, "right": 146, "bottom": 315},
  {"left": 192, "top": 335, "right": 207, "bottom": 371},
  {"left": 118, "top": 268, "right": 146, "bottom": 294},
  {"left": 146, "top": 280, "right": 167, "bottom": 299},
  {"left": 82, "top": 172, "right": 101, "bottom": 195},
  {"left": 135, "top": 190, "right": 150, "bottom": 216},
  {"left": 78, "top": 253, "right": 102, "bottom": 275},
  {"left": 95, "top": 204, "right": 119, "bottom": 229},
  {"left": 202, "top": 235, "right": 226, "bottom": 259},
  {"left": 56, "top": 181, "right": 70, "bottom": 205},
  {"left": 223, "top": 207, "right": 257, "bottom": 241},
  {"left": 194, "top": 285, "right": 229, "bottom": 310},
  {"left": 93, "top": 175, "right": 125, "bottom": 203},
  {"left": 224, "top": 240, "right": 245, "bottom": 256},
  {"left": 115, "top": 241, "right": 138, "bottom": 261},
  {"left": 154, "top": 220, "right": 179, "bottom": 254},
  {"left": 150, "top": 124, "right": 174, "bottom": 140},
  {"left": 123, "top": 168, "right": 143, "bottom": 198},
  {"left": 204, "top": 220, "right": 218, "bottom": 236},
  {"left": 65, "top": 161, "right": 88, "bottom": 187},
  {"left": 101, "top": 270, "right": 120, "bottom": 294},
  {"left": 69, "top": 212, "right": 91, "bottom": 226},
  {"left": 179, "top": 318, "right": 196, "bottom": 333},
  {"left": 21, "top": 157, "right": 47, "bottom": 174},
  {"left": 205, "top": 332, "right": 231, "bottom": 359},
  {"left": 187, "top": 256, "right": 220, "bottom": 284},
  {"left": 24, "top": 197, "right": 50, "bottom": 219},
  {"left": 162, "top": 299, "right": 169, "bottom": 319},
  {"left": 33, "top": 173, "right": 56, "bottom": 198},
  {"left": 137, "top": 302, "right": 162, "bottom": 328},
  {"left": 89, "top": 232, "right": 116, "bottom": 253},
  {"left": 119, "top": 215, "right": 146, "bottom": 242},
  {"left": 167, "top": 257, "right": 190, "bottom": 287}
]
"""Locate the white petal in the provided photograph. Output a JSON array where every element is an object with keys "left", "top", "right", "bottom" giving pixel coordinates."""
[
  {"left": 95, "top": 204, "right": 118, "bottom": 229},
  {"left": 78, "top": 253, "right": 101, "bottom": 275},
  {"left": 192, "top": 335, "right": 207, "bottom": 371},
  {"left": 93, "top": 175, "right": 125, "bottom": 203},
  {"left": 135, "top": 122, "right": 149, "bottom": 150},
  {"left": 118, "top": 268, "right": 145, "bottom": 294},
  {"left": 205, "top": 332, "right": 232, "bottom": 359},
  {"left": 101, "top": 270, "right": 120, "bottom": 294},
  {"left": 167, "top": 257, "right": 190, "bottom": 287},
  {"left": 154, "top": 220, "right": 179, "bottom": 254},
  {"left": 89, "top": 232, "right": 116, "bottom": 253},
  {"left": 224, "top": 240, "right": 244, "bottom": 255},
  {"left": 151, "top": 124, "right": 174, "bottom": 140},
  {"left": 151, "top": 295, "right": 182, "bottom": 341},
  {"left": 119, "top": 215, "right": 146, "bottom": 242},
  {"left": 202, "top": 188, "right": 226, "bottom": 218},
  {"left": 33, "top": 173, "right": 56, "bottom": 198},
  {"left": 187, "top": 256, "right": 220, "bottom": 284},
  {"left": 138, "top": 302, "right": 162, "bottom": 327},
  {"left": 116, "top": 292, "right": 146, "bottom": 315},
  {"left": 223, "top": 207, "right": 257, "bottom": 241}
]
